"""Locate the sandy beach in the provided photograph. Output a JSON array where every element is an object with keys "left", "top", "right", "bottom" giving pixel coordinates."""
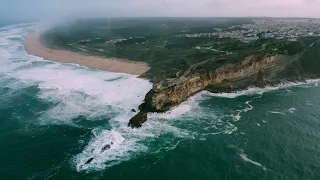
[{"left": 23, "top": 31, "right": 150, "bottom": 75}]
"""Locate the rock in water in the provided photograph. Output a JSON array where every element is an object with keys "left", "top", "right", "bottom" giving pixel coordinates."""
[
  {"left": 131, "top": 109, "right": 136, "bottom": 112},
  {"left": 85, "top": 158, "right": 94, "bottom": 165},
  {"left": 101, "top": 144, "right": 111, "bottom": 152},
  {"left": 128, "top": 111, "right": 147, "bottom": 128},
  {"left": 101, "top": 142, "right": 113, "bottom": 152}
]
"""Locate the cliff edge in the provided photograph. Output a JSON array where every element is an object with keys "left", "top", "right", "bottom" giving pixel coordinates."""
[{"left": 129, "top": 40, "right": 320, "bottom": 128}]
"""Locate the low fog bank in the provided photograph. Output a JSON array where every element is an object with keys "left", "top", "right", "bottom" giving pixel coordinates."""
[{"left": 1, "top": 0, "right": 319, "bottom": 24}]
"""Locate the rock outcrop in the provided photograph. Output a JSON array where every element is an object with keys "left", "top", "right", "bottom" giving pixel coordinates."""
[
  {"left": 128, "top": 40, "right": 320, "bottom": 127},
  {"left": 128, "top": 111, "right": 147, "bottom": 128}
]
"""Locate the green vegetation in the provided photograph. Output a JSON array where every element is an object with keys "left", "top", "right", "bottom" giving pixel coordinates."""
[{"left": 41, "top": 17, "right": 320, "bottom": 82}]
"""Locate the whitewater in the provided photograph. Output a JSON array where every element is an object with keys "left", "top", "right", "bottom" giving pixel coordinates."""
[{"left": 0, "top": 23, "right": 201, "bottom": 172}]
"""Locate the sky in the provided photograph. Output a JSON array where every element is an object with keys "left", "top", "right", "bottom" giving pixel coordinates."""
[{"left": 1, "top": 0, "right": 319, "bottom": 21}]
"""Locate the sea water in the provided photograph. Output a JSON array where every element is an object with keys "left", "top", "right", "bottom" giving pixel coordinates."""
[{"left": 1, "top": 23, "right": 320, "bottom": 180}]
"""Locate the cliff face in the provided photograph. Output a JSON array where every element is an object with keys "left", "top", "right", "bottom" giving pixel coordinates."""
[
  {"left": 129, "top": 41, "right": 320, "bottom": 127},
  {"left": 143, "top": 54, "right": 295, "bottom": 112}
]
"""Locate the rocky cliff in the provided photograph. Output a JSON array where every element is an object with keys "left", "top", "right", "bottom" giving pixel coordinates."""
[{"left": 129, "top": 40, "right": 320, "bottom": 128}]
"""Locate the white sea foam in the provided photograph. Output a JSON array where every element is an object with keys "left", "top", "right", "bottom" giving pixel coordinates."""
[
  {"left": 148, "top": 93, "right": 204, "bottom": 120},
  {"left": 244, "top": 101, "right": 254, "bottom": 112},
  {"left": 288, "top": 107, "right": 297, "bottom": 113},
  {"left": 268, "top": 107, "right": 297, "bottom": 115},
  {"left": 230, "top": 101, "right": 254, "bottom": 121},
  {"left": 205, "top": 80, "right": 320, "bottom": 99},
  {"left": 0, "top": 23, "right": 193, "bottom": 172},
  {"left": 204, "top": 87, "right": 278, "bottom": 98},
  {"left": 306, "top": 101, "right": 314, "bottom": 106},
  {"left": 150, "top": 104, "right": 192, "bottom": 119},
  {"left": 74, "top": 130, "right": 126, "bottom": 171},
  {"left": 0, "top": 48, "right": 11, "bottom": 58},
  {"left": 73, "top": 111, "right": 191, "bottom": 172},
  {"left": 147, "top": 92, "right": 239, "bottom": 137},
  {"left": 233, "top": 114, "right": 241, "bottom": 121},
  {"left": 268, "top": 111, "right": 286, "bottom": 115},
  {"left": 240, "top": 152, "right": 267, "bottom": 171}
]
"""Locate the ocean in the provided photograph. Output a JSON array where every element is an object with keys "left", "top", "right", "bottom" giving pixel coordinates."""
[{"left": 1, "top": 23, "right": 320, "bottom": 180}]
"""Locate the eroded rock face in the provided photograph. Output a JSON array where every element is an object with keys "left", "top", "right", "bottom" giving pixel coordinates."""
[
  {"left": 143, "top": 54, "right": 295, "bottom": 112},
  {"left": 130, "top": 41, "right": 320, "bottom": 127}
]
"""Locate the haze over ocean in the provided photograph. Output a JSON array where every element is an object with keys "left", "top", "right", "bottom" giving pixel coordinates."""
[{"left": 1, "top": 21, "right": 320, "bottom": 180}]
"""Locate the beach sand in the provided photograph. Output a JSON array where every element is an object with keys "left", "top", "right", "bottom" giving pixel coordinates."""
[{"left": 23, "top": 31, "right": 150, "bottom": 75}]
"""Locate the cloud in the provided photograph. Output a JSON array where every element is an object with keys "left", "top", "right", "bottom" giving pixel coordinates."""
[{"left": 0, "top": 0, "right": 319, "bottom": 22}]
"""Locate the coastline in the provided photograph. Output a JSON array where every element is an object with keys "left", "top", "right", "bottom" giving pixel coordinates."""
[{"left": 23, "top": 31, "right": 150, "bottom": 75}]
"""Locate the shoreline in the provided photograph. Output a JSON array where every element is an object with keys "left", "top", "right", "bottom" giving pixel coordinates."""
[{"left": 23, "top": 31, "right": 150, "bottom": 76}]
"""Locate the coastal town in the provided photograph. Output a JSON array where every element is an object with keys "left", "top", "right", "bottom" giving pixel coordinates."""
[{"left": 180, "top": 18, "right": 320, "bottom": 43}]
